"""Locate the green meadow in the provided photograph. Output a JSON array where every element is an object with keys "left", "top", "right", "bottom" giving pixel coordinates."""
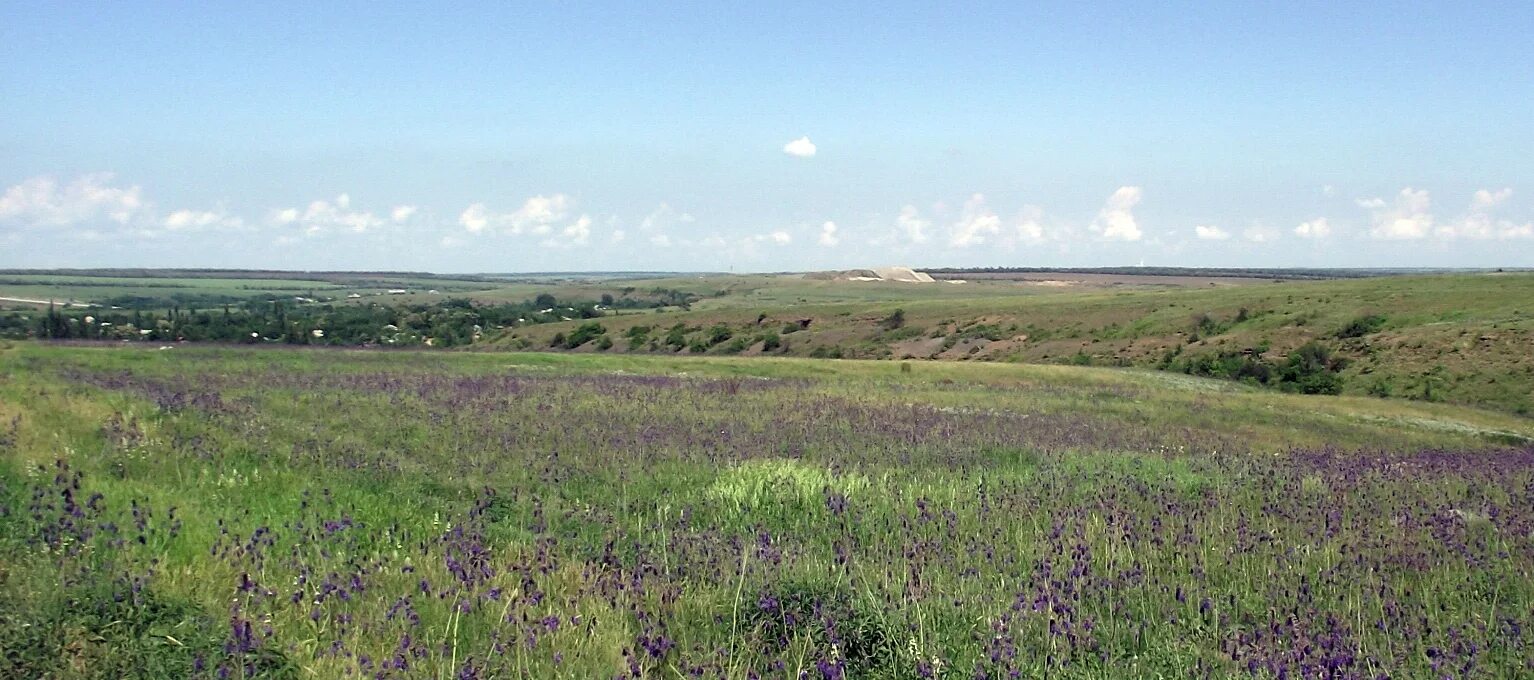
[{"left": 1, "top": 342, "right": 1530, "bottom": 678}]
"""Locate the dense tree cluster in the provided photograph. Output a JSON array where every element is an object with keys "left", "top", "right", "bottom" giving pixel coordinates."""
[{"left": 2, "top": 289, "right": 696, "bottom": 347}]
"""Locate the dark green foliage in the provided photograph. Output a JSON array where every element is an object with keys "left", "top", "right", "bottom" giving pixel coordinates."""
[
  {"left": 1191, "top": 312, "right": 1229, "bottom": 337},
  {"left": 1277, "top": 341, "right": 1346, "bottom": 394},
  {"left": 563, "top": 322, "right": 607, "bottom": 348},
  {"left": 879, "top": 308, "right": 905, "bottom": 331},
  {"left": 706, "top": 324, "right": 733, "bottom": 346},
  {"left": 1336, "top": 314, "right": 1387, "bottom": 339},
  {"left": 1173, "top": 341, "right": 1345, "bottom": 394},
  {"left": 722, "top": 336, "right": 751, "bottom": 354},
  {"left": 879, "top": 326, "right": 925, "bottom": 342},
  {"left": 760, "top": 333, "right": 781, "bottom": 352},
  {"left": 2, "top": 288, "right": 697, "bottom": 346},
  {"left": 665, "top": 324, "right": 691, "bottom": 350}
]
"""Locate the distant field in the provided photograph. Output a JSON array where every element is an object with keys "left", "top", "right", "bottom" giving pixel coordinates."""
[
  {"left": 0, "top": 343, "right": 1529, "bottom": 678},
  {"left": 494, "top": 272, "right": 1534, "bottom": 415},
  {"left": 8, "top": 268, "right": 1533, "bottom": 415},
  {"left": 0, "top": 270, "right": 501, "bottom": 308}
]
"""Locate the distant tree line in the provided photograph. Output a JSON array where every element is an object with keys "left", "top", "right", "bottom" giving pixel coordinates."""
[{"left": 2, "top": 289, "right": 697, "bottom": 347}]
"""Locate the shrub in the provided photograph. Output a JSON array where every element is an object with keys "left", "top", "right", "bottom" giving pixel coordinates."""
[
  {"left": 880, "top": 308, "right": 905, "bottom": 331},
  {"left": 721, "top": 336, "right": 751, "bottom": 354},
  {"left": 1336, "top": 314, "right": 1387, "bottom": 339},
  {"left": 665, "top": 324, "right": 690, "bottom": 350},
  {"left": 563, "top": 321, "right": 606, "bottom": 348},
  {"left": 1276, "top": 341, "right": 1346, "bottom": 394}
]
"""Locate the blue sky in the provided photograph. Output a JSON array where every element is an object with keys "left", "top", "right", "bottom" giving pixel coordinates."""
[{"left": 3, "top": 2, "right": 1531, "bottom": 271}]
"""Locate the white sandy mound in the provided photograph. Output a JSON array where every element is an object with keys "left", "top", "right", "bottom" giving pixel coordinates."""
[{"left": 868, "top": 267, "right": 935, "bottom": 283}]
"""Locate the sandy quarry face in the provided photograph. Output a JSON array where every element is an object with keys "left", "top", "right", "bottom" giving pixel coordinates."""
[
  {"left": 803, "top": 266, "right": 939, "bottom": 282},
  {"left": 868, "top": 267, "right": 935, "bottom": 283}
]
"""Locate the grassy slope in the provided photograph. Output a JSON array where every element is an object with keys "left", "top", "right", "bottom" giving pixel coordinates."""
[
  {"left": 1, "top": 343, "right": 1531, "bottom": 678},
  {"left": 491, "top": 272, "right": 1534, "bottom": 416},
  {"left": 5, "top": 343, "right": 1528, "bottom": 455}
]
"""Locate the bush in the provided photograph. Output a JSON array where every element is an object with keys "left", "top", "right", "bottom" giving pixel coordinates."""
[
  {"left": 1276, "top": 341, "right": 1346, "bottom": 394},
  {"left": 1336, "top": 314, "right": 1387, "bottom": 339},
  {"left": 880, "top": 308, "right": 905, "bottom": 331},
  {"left": 664, "top": 324, "right": 690, "bottom": 350},
  {"left": 706, "top": 324, "right": 733, "bottom": 346},
  {"left": 563, "top": 322, "right": 606, "bottom": 349},
  {"left": 721, "top": 336, "right": 751, "bottom": 354}
]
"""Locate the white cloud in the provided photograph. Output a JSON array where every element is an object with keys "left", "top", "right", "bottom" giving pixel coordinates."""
[
  {"left": 1015, "top": 205, "right": 1046, "bottom": 242},
  {"left": 949, "top": 193, "right": 1002, "bottom": 248},
  {"left": 1193, "top": 225, "right": 1230, "bottom": 241},
  {"left": 817, "top": 221, "right": 840, "bottom": 247},
  {"left": 391, "top": 205, "right": 418, "bottom": 222},
  {"left": 541, "top": 215, "right": 592, "bottom": 248},
  {"left": 1362, "top": 188, "right": 1432, "bottom": 240},
  {"left": 1439, "top": 188, "right": 1531, "bottom": 239},
  {"left": 459, "top": 194, "right": 572, "bottom": 234},
  {"left": 506, "top": 194, "right": 570, "bottom": 235},
  {"left": 758, "top": 230, "right": 792, "bottom": 245},
  {"left": 273, "top": 193, "right": 385, "bottom": 235},
  {"left": 1471, "top": 188, "right": 1512, "bottom": 211},
  {"left": 1243, "top": 226, "right": 1279, "bottom": 243},
  {"left": 1090, "top": 186, "right": 1143, "bottom": 241},
  {"left": 649, "top": 233, "right": 672, "bottom": 247},
  {"left": 458, "top": 204, "right": 489, "bottom": 233},
  {"left": 896, "top": 205, "right": 930, "bottom": 244},
  {"left": 163, "top": 208, "right": 243, "bottom": 231},
  {"left": 1293, "top": 218, "right": 1331, "bottom": 239},
  {"left": 0, "top": 173, "right": 148, "bottom": 228},
  {"left": 610, "top": 229, "right": 626, "bottom": 243},
  {"left": 459, "top": 194, "right": 592, "bottom": 245},
  {"left": 783, "top": 136, "right": 817, "bottom": 158}
]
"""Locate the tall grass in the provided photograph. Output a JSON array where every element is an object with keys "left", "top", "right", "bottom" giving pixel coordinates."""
[{"left": 0, "top": 345, "right": 1530, "bottom": 678}]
